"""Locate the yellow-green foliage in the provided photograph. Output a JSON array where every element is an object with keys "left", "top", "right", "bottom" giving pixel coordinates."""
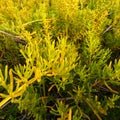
[{"left": 0, "top": 0, "right": 120, "bottom": 120}]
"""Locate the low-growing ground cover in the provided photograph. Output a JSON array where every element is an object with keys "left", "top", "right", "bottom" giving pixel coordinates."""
[{"left": 0, "top": 0, "right": 120, "bottom": 120}]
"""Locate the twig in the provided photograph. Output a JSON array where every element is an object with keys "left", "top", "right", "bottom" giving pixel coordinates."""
[
  {"left": 56, "top": 97, "right": 73, "bottom": 102},
  {"left": 0, "top": 30, "right": 27, "bottom": 45},
  {"left": 103, "top": 25, "right": 112, "bottom": 35},
  {"left": 0, "top": 99, "right": 11, "bottom": 110}
]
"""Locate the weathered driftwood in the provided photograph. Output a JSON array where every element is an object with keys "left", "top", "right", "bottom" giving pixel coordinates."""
[{"left": 0, "top": 30, "right": 27, "bottom": 45}]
